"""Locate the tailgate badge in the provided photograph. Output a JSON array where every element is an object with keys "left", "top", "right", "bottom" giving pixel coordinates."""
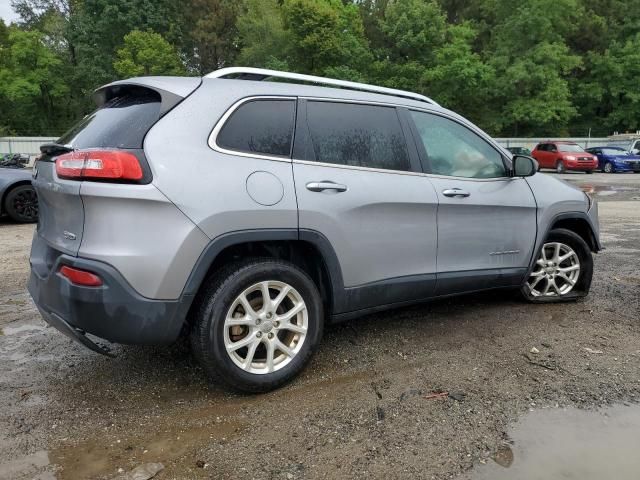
[{"left": 63, "top": 231, "right": 77, "bottom": 240}]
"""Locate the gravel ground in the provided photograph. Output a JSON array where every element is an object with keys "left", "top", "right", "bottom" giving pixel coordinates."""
[{"left": 0, "top": 172, "right": 639, "bottom": 480}]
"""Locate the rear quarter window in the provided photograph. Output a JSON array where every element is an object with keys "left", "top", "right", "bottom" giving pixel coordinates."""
[
  {"left": 57, "top": 87, "right": 162, "bottom": 149},
  {"left": 216, "top": 99, "right": 296, "bottom": 157}
]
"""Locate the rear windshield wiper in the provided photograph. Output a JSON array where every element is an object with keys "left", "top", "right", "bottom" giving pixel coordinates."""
[{"left": 40, "top": 142, "right": 74, "bottom": 155}]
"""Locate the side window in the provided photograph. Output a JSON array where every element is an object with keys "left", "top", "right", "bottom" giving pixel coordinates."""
[
  {"left": 216, "top": 99, "right": 295, "bottom": 157},
  {"left": 538, "top": 144, "right": 548, "bottom": 152},
  {"left": 549, "top": 144, "right": 558, "bottom": 152},
  {"left": 305, "top": 101, "right": 410, "bottom": 171},
  {"left": 633, "top": 140, "right": 640, "bottom": 151},
  {"left": 409, "top": 111, "right": 506, "bottom": 179}
]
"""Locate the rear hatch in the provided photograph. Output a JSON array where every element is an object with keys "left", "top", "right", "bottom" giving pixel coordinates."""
[{"left": 33, "top": 78, "right": 201, "bottom": 256}]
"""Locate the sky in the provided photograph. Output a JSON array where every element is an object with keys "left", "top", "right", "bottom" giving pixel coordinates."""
[{"left": 0, "top": 0, "right": 19, "bottom": 24}]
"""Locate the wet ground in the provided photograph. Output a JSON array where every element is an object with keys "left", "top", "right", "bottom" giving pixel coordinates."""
[{"left": 1, "top": 171, "right": 639, "bottom": 479}]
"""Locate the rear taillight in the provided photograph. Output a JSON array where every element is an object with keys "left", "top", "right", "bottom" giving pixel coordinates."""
[
  {"left": 56, "top": 150, "right": 143, "bottom": 181},
  {"left": 59, "top": 265, "right": 103, "bottom": 287}
]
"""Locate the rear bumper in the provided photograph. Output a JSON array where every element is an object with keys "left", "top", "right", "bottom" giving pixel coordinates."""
[{"left": 28, "top": 234, "right": 191, "bottom": 349}]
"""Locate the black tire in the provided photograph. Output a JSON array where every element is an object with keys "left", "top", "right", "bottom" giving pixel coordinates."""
[
  {"left": 520, "top": 228, "right": 593, "bottom": 303},
  {"left": 603, "top": 162, "right": 614, "bottom": 174},
  {"left": 4, "top": 184, "right": 38, "bottom": 223},
  {"left": 556, "top": 160, "right": 566, "bottom": 174},
  {"left": 191, "top": 258, "right": 323, "bottom": 393}
]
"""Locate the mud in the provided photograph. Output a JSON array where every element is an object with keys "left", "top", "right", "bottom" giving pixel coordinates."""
[{"left": 1, "top": 172, "right": 639, "bottom": 479}]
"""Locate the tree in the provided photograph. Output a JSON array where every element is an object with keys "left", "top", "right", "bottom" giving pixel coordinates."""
[
  {"left": 237, "top": 0, "right": 292, "bottom": 70},
  {"left": 0, "top": 26, "right": 69, "bottom": 134},
  {"left": 282, "top": 0, "right": 371, "bottom": 75},
  {"left": 182, "top": 0, "right": 241, "bottom": 74},
  {"left": 114, "top": 30, "right": 185, "bottom": 78}
]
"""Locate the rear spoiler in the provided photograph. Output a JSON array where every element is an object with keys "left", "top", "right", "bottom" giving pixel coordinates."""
[{"left": 93, "top": 76, "right": 202, "bottom": 117}]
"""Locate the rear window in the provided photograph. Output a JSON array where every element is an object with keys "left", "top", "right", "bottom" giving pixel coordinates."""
[
  {"left": 216, "top": 99, "right": 296, "bottom": 157},
  {"left": 57, "top": 88, "right": 161, "bottom": 149}
]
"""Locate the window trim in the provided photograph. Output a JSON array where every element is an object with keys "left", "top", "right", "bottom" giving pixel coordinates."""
[
  {"left": 299, "top": 97, "right": 419, "bottom": 174},
  {"left": 209, "top": 95, "right": 297, "bottom": 162},
  {"left": 407, "top": 108, "right": 511, "bottom": 179}
]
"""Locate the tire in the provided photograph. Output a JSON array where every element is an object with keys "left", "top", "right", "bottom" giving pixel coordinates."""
[
  {"left": 603, "top": 162, "right": 614, "bottom": 174},
  {"left": 191, "top": 258, "right": 323, "bottom": 393},
  {"left": 556, "top": 161, "right": 566, "bottom": 174},
  {"left": 4, "top": 184, "right": 38, "bottom": 223},
  {"left": 520, "top": 228, "right": 593, "bottom": 303}
]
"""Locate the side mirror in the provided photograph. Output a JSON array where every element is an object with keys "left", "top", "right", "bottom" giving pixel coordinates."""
[{"left": 512, "top": 155, "right": 538, "bottom": 177}]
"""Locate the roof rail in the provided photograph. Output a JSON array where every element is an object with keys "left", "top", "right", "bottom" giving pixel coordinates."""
[{"left": 205, "top": 67, "right": 439, "bottom": 106}]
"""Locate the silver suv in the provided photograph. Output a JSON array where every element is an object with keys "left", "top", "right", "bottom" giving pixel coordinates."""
[{"left": 28, "top": 68, "right": 601, "bottom": 392}]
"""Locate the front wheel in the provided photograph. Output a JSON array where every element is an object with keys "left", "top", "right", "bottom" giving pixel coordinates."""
[
  {"left": 191, "top": 258, "right": 323, "bottom": 392},
  {"left": 521, "top": 228, "right": 593, "bottom": 302},
  {"left": 556, "top": 161, "right": 566, "bottom": 174}
]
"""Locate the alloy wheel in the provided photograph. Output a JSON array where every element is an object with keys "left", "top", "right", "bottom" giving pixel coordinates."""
[
  {"left": 604, "top": 162, "right": 614, "bottom": 173},
  {"left": 527, "top": 242, "right": 580, "bottom": 297},
  {"left": 12, "top": 188, "right": 38, "bottom": 221},
  {"left": 223, "top": 281, "right": 308, "bottom": 374}
]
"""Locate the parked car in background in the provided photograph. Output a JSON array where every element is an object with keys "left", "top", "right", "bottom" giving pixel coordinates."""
[
  {"left": 28, "top": 68, "right": 601, "bottom": 392},
  {"left": 506, "top": 146, "right": 532, "bottom": 156},
  {"left": 0, "top": 162, "right": 38, "bottom": 222},
  {"left": 606, "top": 134, "right": 640, "bottom": 154},
  {"left": 531, "top": 141, "right": 598, "bottom": 173},
  {"left": 586, "top": 146, "right": 640, "bottom": 173}
]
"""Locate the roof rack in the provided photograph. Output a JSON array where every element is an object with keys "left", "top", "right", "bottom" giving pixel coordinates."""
[{"left": 205, "top": 67, "right": 439, "bottom": 106}]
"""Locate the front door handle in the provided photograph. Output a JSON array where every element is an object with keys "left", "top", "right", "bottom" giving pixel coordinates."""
[
  {"left": 442, "top": 188, "right": 470, "bottom": 198},
  {"left": 306, "top": 181, "right": 348, "bottom": 193}
]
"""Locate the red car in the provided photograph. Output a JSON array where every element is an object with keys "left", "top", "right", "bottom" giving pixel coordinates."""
[{"left": 531, "top": 141, "right": 597, "bottom": 173}]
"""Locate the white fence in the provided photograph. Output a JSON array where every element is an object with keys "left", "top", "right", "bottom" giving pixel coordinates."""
[
  {"left": 0, "top": 137, "right": 57, "bottom": 157},
  {"left": 1, "top": 136, "right": 613, "bottom": 159},
  {"left": 495, "top": 138, "right": 609, "bottom": 150}
]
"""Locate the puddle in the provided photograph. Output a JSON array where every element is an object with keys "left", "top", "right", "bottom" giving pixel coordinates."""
[
  {"left": 575, "top": 184, "right": 640, "bottom": 197},
  {"left": 470, "top": 405, "right": 640, "bottom": 479},
  {"left": 0, "top": 450, "right": 52, "bottom": 479},
  {"left": 50, "top": 419, "right": 245, "bottom": 479}
]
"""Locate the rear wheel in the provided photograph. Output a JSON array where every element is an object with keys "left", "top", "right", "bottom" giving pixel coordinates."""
[
  {"left": 191, "top": 258, "right": 323, "bottom": 392},
  {"left": 603, "top": 162, "right": 614, "bottom": 173},
  {"left": 4, "top": 185, "right": 38, "bottom": 223},
  {"left": 521, "top": 229, "right": 593, "bottom": 302},
  {"left": 556, "top": 161, "right": 566, "bottom": 174}
]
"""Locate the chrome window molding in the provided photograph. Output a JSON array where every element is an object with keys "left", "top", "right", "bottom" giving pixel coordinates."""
[{"left": 208, "top": 95, "right": 297, "bottom": 163}]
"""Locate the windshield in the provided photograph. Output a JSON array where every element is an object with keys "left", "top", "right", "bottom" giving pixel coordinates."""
[
  {"left": 601, "top": 148, "right": 629, "bottom": 156},
  {"left": 557, "top": 144, "right": 585, "bottom": 153}
]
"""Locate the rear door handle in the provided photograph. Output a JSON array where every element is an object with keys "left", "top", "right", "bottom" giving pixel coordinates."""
[
  {"left": 442, "top": 188, "right": 470, "bottom": 198},
  {"left": 306, "top": 181, "right": 348, "bottom": 193}
]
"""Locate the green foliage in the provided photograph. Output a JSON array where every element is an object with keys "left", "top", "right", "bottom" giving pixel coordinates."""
[
  {"left": 114, "top": 30, "right": 185, "bottom": 77},
  {"left": 0, "top": 26, "right": 68, "bottom": 134},
  {"left": 2, "top": 0, "right": 640, "bottom": 137},
  {"left": 282, "top": 0, "right": 371, "bottom": 75}
]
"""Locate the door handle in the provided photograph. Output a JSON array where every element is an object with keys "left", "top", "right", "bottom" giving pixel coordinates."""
[
  {"left": 442, "top": 188, "right": 470, "bottom": 198},
  {"left": 306, "top": 181, "right": 348, "bottom": 193}
]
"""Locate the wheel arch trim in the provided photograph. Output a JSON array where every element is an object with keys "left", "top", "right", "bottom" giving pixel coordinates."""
[
  {"left": 526, "top": 211, "right": 601, "bottom": 280},
  {"left": 181, "top": 229, "right": 346, "bottom": 314}
]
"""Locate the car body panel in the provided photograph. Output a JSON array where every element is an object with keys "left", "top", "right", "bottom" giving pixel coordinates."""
[{"left": 427, "top": 176, "right": 537, "bottom": 279}]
